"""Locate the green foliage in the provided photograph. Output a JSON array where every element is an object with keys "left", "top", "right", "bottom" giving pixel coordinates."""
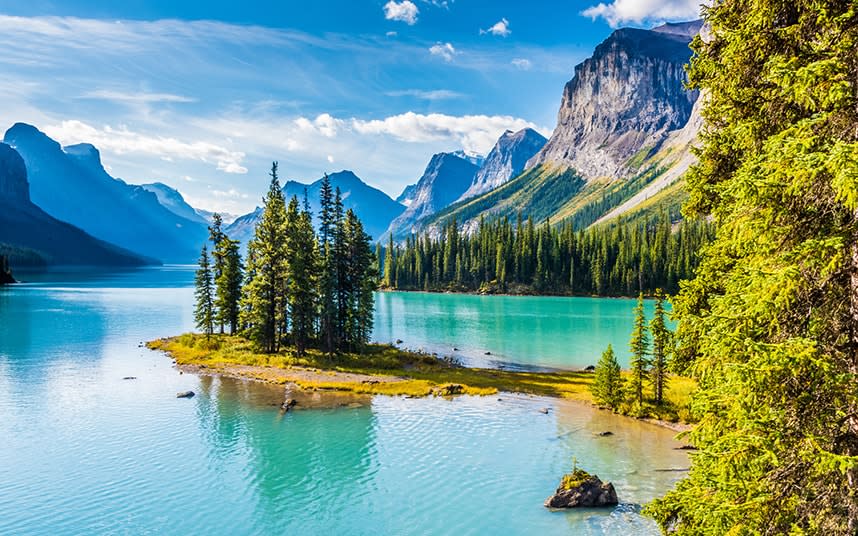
[
  {"left": 381, "top": 211, "right": 713, "bottom": 297},
  {"left": 222, "top": 165, "right": 376, "bottom": 357},
  {"left": 628, "top": 293, "right": 650, "bottom": 407},
  {"left": 194, "top": 244, "right": 215, "bottom": 337},
  {"left": 209, "top": 213, "right": 244, "bottom": 335},
  {"left": 591, "top": 344, "right": 623, "bottom": 408},
  {"left": 240, "top": 162, "right": 288, "bottom": 353},
  {"left": 645, "top": 2, "right": 858, "bottom": 533},
  {"left": 649, "top": 290, "right": 671, "bottom": 405}
]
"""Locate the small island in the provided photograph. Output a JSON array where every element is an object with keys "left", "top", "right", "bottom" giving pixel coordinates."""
[
  {"left": 148, "top": 332, "right": 695, "bottom": 426},
  {"left": 0, "top": 255, "right": 15, "bottom": 285}
]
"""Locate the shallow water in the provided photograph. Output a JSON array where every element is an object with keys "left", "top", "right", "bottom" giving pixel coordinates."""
[{"left": 0, "top": 267, "right": 686, "bottom": 535}]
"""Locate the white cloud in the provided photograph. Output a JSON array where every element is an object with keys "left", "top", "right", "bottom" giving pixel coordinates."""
[
  {"left": 211, "top": 188, "right": 248, "bottom": 199},
  {"left": 352, "top": 111, "right": 544, "bottom": 154},
  {"left": 327, "top": 155, "right": 334, "bottom": 163},
  {"left": 429, "top": 42, "right": 456, "bottom": 62},
  {"left": 582, "top": 0, "right": 701, "bottom": 27},
  {"left": 79, "top": 90, "right": 196, "bottom": 104},
  {"left": 511, "top": 58, "right": 532, "bottom": 70},
  {"left": 481, "top": 18, "right": 511, "bottom": 37},
  {"left": 386, "top": 31, "right": 398, "bottom": 37},
  {"left": 44, "top": 120, "right": 248, "bottom": 174},
  {"left": 384, "top": 1, "right": 419, "bottom": 25},
  {"left": 293, "top": 113, "right": 343, "bottom": 138},
  {"left": 386, "top": 89, "right": 464, "bottom": 100}
]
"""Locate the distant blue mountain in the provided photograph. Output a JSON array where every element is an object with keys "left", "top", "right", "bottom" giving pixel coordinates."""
[
  {"left": 141, "top": 182, "right": 209, "bottom": 225},
  {"left": 226, "top": 170, "right": 404, "bottom": 245},
  {"left": 3, "top": 123, "right": 209, "bottom": 262},
  {"left": 0, "top": 143, "right": 152, "bottom": 267}
]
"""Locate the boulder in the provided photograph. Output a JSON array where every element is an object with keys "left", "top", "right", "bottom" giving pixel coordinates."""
[
  {"left": 281, "top": 398, "right": 297, "bottom": 412},
  {"left": 176, "top": 391, "right": 195, "bottom": 398},
  {"left": 584, "top": 365, "right": 596, "bottom": 372},
  {"left": 544, "top": 470, "right": 618, "bottom": 508}
]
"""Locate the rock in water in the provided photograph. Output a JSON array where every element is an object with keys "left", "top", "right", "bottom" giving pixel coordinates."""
[
  {"left": 281, "top": 398, "right": 297, "bottom": 412},
  {"left": 544, "top": 469, "right": 618, "bottom": 508},
  {"left": 176, "top": 391, "right": 195, "bottom": 398}
]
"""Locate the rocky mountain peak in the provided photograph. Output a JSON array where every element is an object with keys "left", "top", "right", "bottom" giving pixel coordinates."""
[
  {"left": 0, "top": 143, "right": 30, "bottom": 203},
  {"left": 527, "top": 22, "right": 700, "bottom": 179},
  {"left": 460, "top": 128, "right": 547, "bottom": 201},
  {"left": 382, "top": 152, "right": 479, "bottom": 241},
  {"left": 4, "top": 123, "right": 62, "bottom": 153}
]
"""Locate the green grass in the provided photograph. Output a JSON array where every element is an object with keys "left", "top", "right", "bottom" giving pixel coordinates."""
[{"left": 148, "top": 333, "right": 698, "bottom": 423}]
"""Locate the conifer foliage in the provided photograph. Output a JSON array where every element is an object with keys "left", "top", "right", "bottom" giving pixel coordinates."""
[
  {"left": 380, "top": 213, "right": 713, "bottom": 296},
  {"left": 591, "top": 344, "right": 623, "bottom": 409},
  {"left": 646, "top": 2, "right": 858, "bottom": 533},
  {"left": 194, "top": 245, "right": 215, "bottom": 337},
  {"left": 193, "top": 163, "right": 376, "bottom": 356},
  {"left": 628, "top": 293, "right": 650, "bottom": 408}
]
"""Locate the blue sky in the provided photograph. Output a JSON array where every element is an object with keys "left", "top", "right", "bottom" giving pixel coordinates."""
[{"left": 0, "top": 0, "right": 702, "bottom": 214}]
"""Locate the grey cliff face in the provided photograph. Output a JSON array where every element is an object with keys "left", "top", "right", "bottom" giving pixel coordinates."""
[
  {"left": 0, "top": 143, "right": 29, "bottom": 203},
  {"left": 460, "top": 128, "right": 547, "bottom": 201},
  {"left": 383, "top": 152, "right": 479, "bottom": 241},
  {"left": 527, "top": 22, "right": 701, "bottom": 179}
]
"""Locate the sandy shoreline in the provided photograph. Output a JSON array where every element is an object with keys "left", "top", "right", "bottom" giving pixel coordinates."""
[{"left": 173, "top": 359, "right": 692, "bottom": 434}]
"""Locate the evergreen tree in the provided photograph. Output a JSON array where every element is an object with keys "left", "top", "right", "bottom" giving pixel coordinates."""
[
  {"left": 208, "top": 213, "right": 226, "bottom": 333},
  {"left": 646, "top": 2, "right": 858, "bottom": 533},
  {"left": 628, "top": 293, "right": 649, "bottom": 407},
  {"left": 216, "top": 237, "right": 243, "bottom": 335},
  {"left": 240, "top": 162, "right": 288, "bottom": 353},
  {"left": 318, "top": 174, "right": 338, "bottom": 353},
  {"left": 649, "top": 289, "right": 670, "bottom": 405},
  {"left": 209, "top": 213, "right": 243, "bottom": 335},
  {"left": 591, "top": 344, "right": 623, "bottom": 409},
  {"left": 194, "top": 244, "right": 215, "bottom": 337},
  {"left": 284, "top": 196, "right": 317, "bottom": 355},
  {"left": 342, "top": 209, "right": 375, "bottom": 350}
]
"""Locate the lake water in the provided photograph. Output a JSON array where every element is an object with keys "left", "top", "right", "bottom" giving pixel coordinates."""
[
  {"left": 0, "top": 267, "right": 686, "bottom": 535},
  {"left": 375, "top": 291, "right": 666, "bottom": 370}
]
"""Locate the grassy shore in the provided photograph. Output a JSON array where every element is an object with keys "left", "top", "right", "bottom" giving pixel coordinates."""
[{"left": 147, "top": 333, "right": 697, "bottom": 424}]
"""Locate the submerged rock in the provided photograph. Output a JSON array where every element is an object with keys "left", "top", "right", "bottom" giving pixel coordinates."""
[
  {"left": 176, "top": 391, "right": 195, "bottom": 398},
  {"left": 595, "top": 431, "right": 613, "bottom": 437},
  {"left": 544, "top": 469, "right": 618, "bottom": 508}
]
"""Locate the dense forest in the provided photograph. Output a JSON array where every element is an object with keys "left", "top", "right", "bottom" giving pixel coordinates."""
[
  {"left": 645, "top": 1, "right": 858, "bottom": 534},
  {"left": 380, "top": 212, "right": 714, "bottom": 296},
  {"left": 194, "top": 164, "right": 377, "bottom": 355}
]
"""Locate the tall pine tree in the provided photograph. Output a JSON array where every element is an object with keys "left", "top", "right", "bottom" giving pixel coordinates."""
[
  {"left": 628, "top": 292, "right": 649, "bottom": 407},
  {"left": 194, "top": 244, "right": 215, "bottom": 337},
  {"left": 240, "top": 162, "right": 288, "bottom": 353},
  {"left": 649, "top": 289, "right": 670, "bottom": 405}
]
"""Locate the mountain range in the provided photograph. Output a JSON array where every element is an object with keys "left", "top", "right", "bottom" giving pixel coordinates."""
[
  {"left": 0, "top": 19, "right": 703, "bottom": 268},
  {"left": 225, "top": 170, "right": 406, "bottom": 245},
  {"left": 4, "top": 124, "right": 209, "bottom": 263},
  {"left": 0, "top": 143, "right": 151, "bottom": 267}
]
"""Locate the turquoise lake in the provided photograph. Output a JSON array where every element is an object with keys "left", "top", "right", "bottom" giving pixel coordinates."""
[{"left": 0, "top": 266, "right": 686, "bottom": 535}]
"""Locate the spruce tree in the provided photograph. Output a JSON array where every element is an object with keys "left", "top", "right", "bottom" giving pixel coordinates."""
[
  {"left": 208, "top": 213, "right": 226, "bottom": 333},
  {"left": 240, "top": 162, "right": 288, "bottom": 353},
  {"left": 194, "top": 244, "right": 215, "bottom": 337},
  {"left": 591, "top": 344, "right": 623, "bottom": 409},
  {"left": 649, "top": 289, "right": 670, "bottom": 405},
  {"left": 285, "top": 196, "right": 317, "bottom": 356},
  {"left": 628, "top": 292, "right": 649, "bottom": 407},
  {"left": 646, "top": 2, "right": 858, "bottom": 533},
  {"left": 216, "top": 237, "right": 243, "bottom": 335}
]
